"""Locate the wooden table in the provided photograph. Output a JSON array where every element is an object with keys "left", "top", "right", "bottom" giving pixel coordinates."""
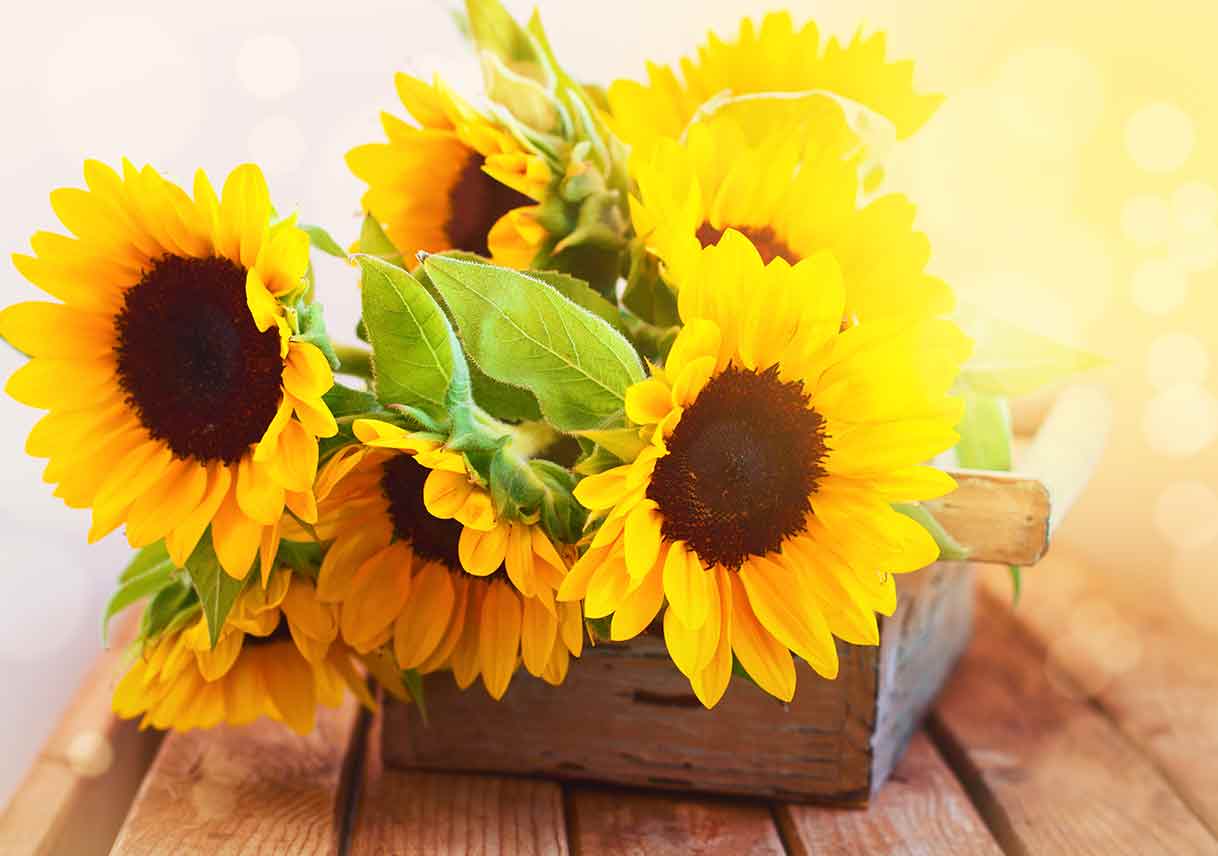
[{"left": 4, "top": 545, "right": 1217, "bottom": 855}]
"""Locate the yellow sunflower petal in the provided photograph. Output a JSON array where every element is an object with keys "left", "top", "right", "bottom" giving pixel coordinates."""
[
  {"left": 393, "top": 563, "right": 456, "bottom": 669},
  {"left": 626, "top": 378, "right": 675, "bottom": 426},
  {"left": 423, "top": 468, "right": 475, "bottom": 519},
  {"left": 623, "top": 500, "right": 663, "bottom": 581},
  {"left": 458, "top": 521, "right": 509, "bottom": 576},
  {"left": 340, "top": 541, "right": 413, "bottom": 652},
  {"left": 610, "top": 561, "right": 665, "bottom": 641},
  {"left": 728, "top": 573, "right": 796, "bottom": 702},
  {"left": 6, "top": 357, "right": 115, "bottom": 410},
  {"left": 235, "top": 456, "right": 286, "bottom": 525},
  {"left": 690, "top": 566, "right": 734, "bottom": 708},
  {"left": 662, "top": 541, "right": 710, "bottom": 630},
  {"left": 165, "top": 464, "right": 232, "bottom": 567},
  {"left": 738, "top": 556, "right": 838, "bottom": 678},
  {"left": 283, "top": 342, "right": 334, "bottom": 401},
  {"left": 0, "top": 302, "right": 113, "bottom": 359},
  {"left": 583, "top": 551, "right": 631, "bottom": 619},
  {"left": 479, "top": 580, "right": 523, "bottom": 700},
  {"left": 572, "top": 465, "right": 633, "bottom": 510},
  {"left": 520, "top": 593, "right": 559, "bottom": 677}
]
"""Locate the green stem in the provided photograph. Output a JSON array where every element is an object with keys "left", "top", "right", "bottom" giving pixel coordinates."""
[
  {"left": 333, "top": 344, "right": 373, "bottom": 380},
  {"left": 507, "top": 420, "right": 562, "bottom": 459}
]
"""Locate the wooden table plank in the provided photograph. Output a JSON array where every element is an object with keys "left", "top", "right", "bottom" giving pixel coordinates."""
[
  {"left": 931, "top": 590, "right": 1218, "bottom": 855},
  {"left": 569, "top": 787, "right": 783, "bottom": 855},
  {"left": 776, "top": 730, "right": 1001, "bottom": 856},
  {"left": 0, "top": 612, "right": 162, "bottom": 856},
  {"left": 111, "top": 699, "right": 363, "bottom": 855},
  {"left": 980, "top": 551, "right": 1218, "bottom": 839},
  {"left": 350, "top": 711, "right": 568, "bottom": 855}
]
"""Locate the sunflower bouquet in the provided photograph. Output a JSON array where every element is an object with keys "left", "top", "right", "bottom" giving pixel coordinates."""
[{"left": 1, "top": 2, "right": 1088, "bottom": 737}]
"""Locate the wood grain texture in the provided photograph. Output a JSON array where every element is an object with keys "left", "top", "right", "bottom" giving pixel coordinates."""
[
  {"left": 932, "top": 471, "right": 1050, "bottom": 566},
  {"left": 0, "top": 612, "right": 163, "bottom": 856},
  {"left": 777, "top": 731, "right": 1001, "bottom": 856},
  {"left": 870, "top": 563, "right": 974, "bottom": 796},
  {"left": 383, "top": 563, "right": 975, "bottom": 804},
  {"left": 931, "top": 591, "right": 1218, "bottom": 855},
  {"left": 351, "top": 712, "right": 567, "bottom": 855},
  {"left": 110, "top": 699, "right": 362, "bottom": 856},
  {"left": 569, "top": 787, "right": 783, "bottom": 855},
  {"left": 980, "top": 550, "right": 1218, "bottom": 839}
]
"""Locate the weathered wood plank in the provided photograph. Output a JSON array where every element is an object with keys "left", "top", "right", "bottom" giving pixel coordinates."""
[
  {"left": 981, "top": 550, "right": 1218, "bottom": 840},
  {"left": 110, "top": 698, "right": 363, "bottom": 855},
  {"left": 0, "top": 613, "right": 162, "bottom": 856},
  {"left": 350, "top": 713, "right": 567, "bottom": 855},
  {"left": 931, "top": 591, "right": 1218, "bottom": 855},
  {"left": 932, "top": 471, "right": 1050, "bottom": 566},
  {"left": 777, "top": 731, "right": 1001, "bottom": 856},
  {"left": 569, "top": 787, "right": 783, "bottom": 855}
]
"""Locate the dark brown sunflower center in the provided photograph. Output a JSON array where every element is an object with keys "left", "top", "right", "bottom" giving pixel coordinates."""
[
  {"left": 646, "top": 365, "right": 827, "bottom": 570},
  {"left": 114, "top": 255, "right": 284, "bottom": 464},
  {"left": 696, "top": 223, "right": 799, "bottom": 266},
  {"left": 381, "top": 454, "right": 465, "bottom": 570},
  {"left": 445, "top": 153, "right": 532, "bottom": 257}
]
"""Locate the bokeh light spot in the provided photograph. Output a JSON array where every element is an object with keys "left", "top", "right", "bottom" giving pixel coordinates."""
[
  {"left": 1155, "top": 481, "right": 1218, "bottom": 549},
  {"left": 1129, "top": 258, "right": 1189, "bottom": 315},
  {"left": 1167, "top": 221, "right": 1218, "bottom": 273},
  {"left": 1172, "top": 181, "right": 1218, "bottom": 232},
  {"left": 1121, "top": 194, "right": 1172, "bottom": 249},
  {"left": 1142, "top": 383, "right": 1218, "bottom": 457},
  {"left": 1125, "top": 102, "right": 1196, "bottom": 174},
  {"left": 1147, "top": 332, "right": 1210, "bottom": 389},
  {"left": 236, "top": 34, "right": 301, "bottom": 100}
]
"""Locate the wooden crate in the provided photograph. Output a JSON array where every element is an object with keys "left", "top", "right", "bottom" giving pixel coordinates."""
[{"left": 384, "top": 559, "right": 983, "bottom": 803}]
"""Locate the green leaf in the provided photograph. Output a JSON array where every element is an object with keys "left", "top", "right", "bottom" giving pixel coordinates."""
[
  {"left": 293, "top": 300, "right": 341, "bottom": 370},
  {"left": 276, "top": 539, "right": 324, "bottom": 577},
  {"left": 402, "top": 669, "right": 429, "bottom": 725},
  {"left": 1008, "top": 565, "right": 1023, "bottom": 606},
  {"left": 956, "top": 303, "right": 1105, "bottom": 398},
  {"left": 423, "top": 253, "right": 644, "bottom": 431},
  {"left": 140, "top": 580, "right": 196, "bottom": 642},
  {"left": 323, "top": 381, "right": 382, "bottom": 419},
  {"left": 530, "top": 269, "right": 624, "bottom": 332},
  {"left": 622, "top": 244, "right": 679, "bottom": 328},
  {"left": 358, "top": 255, "right": 462, "bottom": 424},
  {"left": 300, "top": 224, "right": 349, "bottom": 259},
  {"left": 104, "top": 559, "right": 175, "bottom": 645},
  {"left": 358, "top": 214, "right": 404, "bottom": 266},
  {"left": 185, "top": 535, "right": 249, "bottom": 649},
  {"left": 119, "top": 541, "right": 171, "bottom": 584},
  {"left": 893, "top": 503, "right": 970, "bottom": 562},
  {"left": 955, "top": 393, "right": 1013, "bottom": 471},
  {"left": 465, "top": 0, "right": 550, "bottom": 84},
  {"left": 585, "top": 615, "right": 612, "bottom": 642}
]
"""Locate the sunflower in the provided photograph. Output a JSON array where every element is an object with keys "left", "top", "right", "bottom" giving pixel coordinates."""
[
  {"left": 347, "top": 73, "right": 551, "bottom": 267},
  {"left": 113, "top": 571, "right": 373, "bottom": 734},
  {"left": 294, "top": 419, "right": 582, "bottom": 700},
  {"left": 629, "top": 118, "right": 953, "bottom": 321},
  {"left": 2, "top": 161, "right": 337, "bottom": 579},
  {"left": 607, "top": 12, "right": 942, "bottom": 150},
  {"left": 558, "top": 232, "right": 970, "bottom": 707}
]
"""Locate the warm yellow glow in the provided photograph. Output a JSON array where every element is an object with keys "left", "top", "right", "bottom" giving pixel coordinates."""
[{"left": 1125, "top": 102, "right": 1196, "bottom": 174}]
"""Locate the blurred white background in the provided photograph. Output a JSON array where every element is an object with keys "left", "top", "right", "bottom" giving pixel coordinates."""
[{"left": 2, "top": 0, "right": 1216, "bottom": 807}]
